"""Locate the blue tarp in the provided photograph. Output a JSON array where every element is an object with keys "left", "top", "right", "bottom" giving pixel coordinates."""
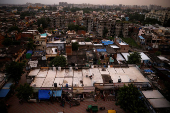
[
  {"left": 50, "top": 90, "right": 62, "bottom": 97},
  {"left": 125, "top": 17, "right": 129, "bottom": 21},
  {"left": 144, "top": 69, "right": 154, "bottom": 73},
  {"left": 38, "top": 90, "right": 50, "bottom": 100},
  {"left": 102, "top": 41, "right": 114, "bottom": 45},
  {"left": 139, "top": 36, "right": 145, "bottom": 40},
  {"left": 96, "top": 49, "right": 106, "bottom": 52},
  {"left": 26, "top": 50, "right": 33, "bottom": 54},
  {"left": 0, "top": 89, "right": 10, "bottom": 97},
  {"left": 3, "top": 83, "right": 12, "bottom": 89}
]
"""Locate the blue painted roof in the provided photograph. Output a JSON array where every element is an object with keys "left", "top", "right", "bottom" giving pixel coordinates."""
[
  {"left": 139, "top": 36, "right": 145, "bottom": 40},
  {"left": 0, "top": 89, "right": 10, "bottom": 97},
  {"left": 50, "top": 90, "right": 62, "bottom": 97},
  {"left": 102, "top": 41, "right": 114, "bottom": 45},
  {"left": 3, "top": 83, "right": 12, "bottom": 89},
  {"left": 96, "top": 48, "right": 106, "bottom": 52},
  {"left": 40, "top": 33, "right": 47, "bottom": 37},
  {"left": 27, "top": 50, "right": 33, "bottom": 54},
  {"left": 38, "top": 90, "right": 50, "bottom": 100}
]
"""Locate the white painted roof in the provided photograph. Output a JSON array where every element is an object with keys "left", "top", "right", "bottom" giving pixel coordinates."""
[
  {"left": 117, "top": 54, "right": 125, "bottom": 61},
  {"left": 63, "top": 78, "right": 73, "bottom": 87},
  {"left": 54, "top": 78, "right": 64, "bottom": 87},
  {"left": 158, "top": 56, "right": 169, "bottom": 61},
  {"left": 31, "top": 78, "right": 45, "bottom": 87},
  {"left": 85, "top": 42, "right": 93, "bottom": 45},
  {"left": 82, "top": 69, "right": 93, "bottom": 86},
  {"left": 139, "top": 52, "right": 150, "bottom": 61},
  {"left": 111, "top": 45, "right": 119, "bottom": 48},
  {"left": 121, "top": 53, "right": 130, "bottom": 61},
  {"left": 93, "top": 44, "right": 103, "bottom": 46},
  {"left": 79, "top": 42, "right": 86, "bottom": 45},
  {"left": 36, "top": 70, "right": 48, "bottom": 78},
  {"left": 28, "top": 69, "right": 40, "bottom": 76},
  {"left": 119, "top": 42, "right": 127, "bottom": 45},
  {"left": 42, "top": 77, "right": 55, "bottom": 87},
  {"left": 56, "top": 69, "right": 65, "bottom": 77},
  {"left": 142, "top": 90, "right": 164, "bottom": 99},
  {"left": 47, "top": 70, "right": 56, "bottom": 78},
  {"left": 65, "top": 69, "right": 74, "bottom": 77},
  {"left": 148, "top": 99, "right": 170, "bottom": 108},
  {"left": 98, "top": 68, "right": 110, "bottom": 75}
]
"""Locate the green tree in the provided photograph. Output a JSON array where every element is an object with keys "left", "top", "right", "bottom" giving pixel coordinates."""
[
  {"left": 5, "top": 61, "right": 24, "bottom": 82},
  {"left": 128, "top": 52, "right": 141, "bottom": 64},
  {"left": 85, "top": 38, "right": 91, "bottom": 42},
  {"left": 155, "top": 51, "right": 161, "bottom": 56},
  {"left": 27, "top": 40, "right": 34, "bottom": 50},
  {"left": 2, "top": 38, "right": 13, "bottom": 46},
  {"left": 37, "top": 27, "right": 44, "bottom": 33},
  {"left": 72, "top": 42, "right": 79, "bottom": 51},
  {"left": 37, "top": 18, "right": 48, "bottom": 29},
  {"left": 164, "top": 18, "right": 170, "bottom": 27},
  {"left": 0, "top": 100, "right": 7, "bottom": 113},
  {"left": 8, "top": 26, "right": 20, "bottom": 32},
  {"left": 20, "top": 11, "right": 30, "bottom": 20},
  {"left": 16, "top": 83, "right": 33, "bottom": 101},
  {"left": 103, "top": 27, "right": 108, "bottom": 38},
  {"left": 50, "top": 55, "right": 66, "bottom": 67},
  {"left": 116, "top": 84, "right": 148, "bottom": 113}
]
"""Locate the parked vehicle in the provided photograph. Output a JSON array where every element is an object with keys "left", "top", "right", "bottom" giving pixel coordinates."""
[{"left": 86, "top": 105, "right": 98, "bottom": 113}]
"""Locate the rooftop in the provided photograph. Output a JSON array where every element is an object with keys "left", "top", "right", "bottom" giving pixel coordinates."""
[{"left": 30, "top": 66, "right": 149, "bottom": 88}]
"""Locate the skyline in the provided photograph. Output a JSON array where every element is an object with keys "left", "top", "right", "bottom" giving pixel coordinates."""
[{"left": 0, "top": 0, "right": 170, "bottom": 7}]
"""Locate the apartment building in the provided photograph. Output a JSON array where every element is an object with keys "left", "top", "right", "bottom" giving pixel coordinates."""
[{"left": 145, "top": 10, "right": 170, "bottom": 25}]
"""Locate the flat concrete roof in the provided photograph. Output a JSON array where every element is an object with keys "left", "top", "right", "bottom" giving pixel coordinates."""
[
  {"left": 54, "top": 78, "right": 64, "bottom": 87},
  {"left": 36, "top": 70, "right": 48, "bottom": 78},
  {"left": 142, "top": 90, "right": 164, "bottom": 99},
  {"left": 82, "top": 69, "right": 93, "bottom": 86},
  {"left": 63, "top": 78, "right": 73, "bottom": 87},
  {"left": 28, "top": 69, "right": 40, "bottom": 76},
  {"left": 31, "top": 78, "right": 45, "bottom": 87},
  {"left": 42, "top": 77, "right": 55, "bottom": 87},
  {"left": 56, "top": 69, "right": 65, "bottom": 77},
  {"left": 30, "top": 66, "right": 149, "bottom": 88},
  {"left": 108, "top": 67, "right": 149, "bottom": 82},
  {"left": 148, "top": 99, "right": 170, "bottom": 108}
]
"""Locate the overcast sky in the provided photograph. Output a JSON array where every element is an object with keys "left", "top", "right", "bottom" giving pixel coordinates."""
[{"left": 1, "top": 0, "right": 170, "bottom": 7}]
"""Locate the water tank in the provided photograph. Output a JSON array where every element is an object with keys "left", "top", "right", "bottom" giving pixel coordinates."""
[
  {"left": 69, "top": 67, "right": 72, "bottom": 71},
  {"left": 58, "top": 67, "right": 61, "bottom": 71},
  {"left": 53, "top": 67, "right": 56, "bottom": 71},
  {"left": 108, "top": 65, "right": 110, "bottom": 68}
]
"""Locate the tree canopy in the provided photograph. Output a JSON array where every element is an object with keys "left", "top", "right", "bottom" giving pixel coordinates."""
[
  {"left": 37, "top": 18, "right": 48, "bottom": 29},
  {"left": 68, "top": 24, "right": 87, "bottom": 31},
  {"left": 5, "top": 61, "right": 24, "bottom": 82},
  {"left": 84, "top": 38, "right": 91, "bottom": 42},
  {"left": 164, "top": 18, "right": 170, "bottom": 27},
  {"left": 27, "top": 38, "right": 35, "bottom": 50},
  {"left": 8, "top": 26, "right": 20, "bottom": 33},
  {"left": 128, "top": 52, "right": 141, "bottom": 64},
  {"left": 16, "top": 83, "right": 33, "bottom": 101},
  {"left": 2, "top": 38, "right": 13, "bottom": 47},
  {"left": 116, "top": 84, "right": 148, "bottom": 113},
  {"left": 103, "top": 27, "right": 108, "bottom": 38},
  {"left": 50, "top": 55, "right": 66, "bottom": 67},
  {"left": 72, "top": 42, "right": 79, "bottom": 51},
  {"left": 37, "top": 27, "right": 44, "bottom": 33}
]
